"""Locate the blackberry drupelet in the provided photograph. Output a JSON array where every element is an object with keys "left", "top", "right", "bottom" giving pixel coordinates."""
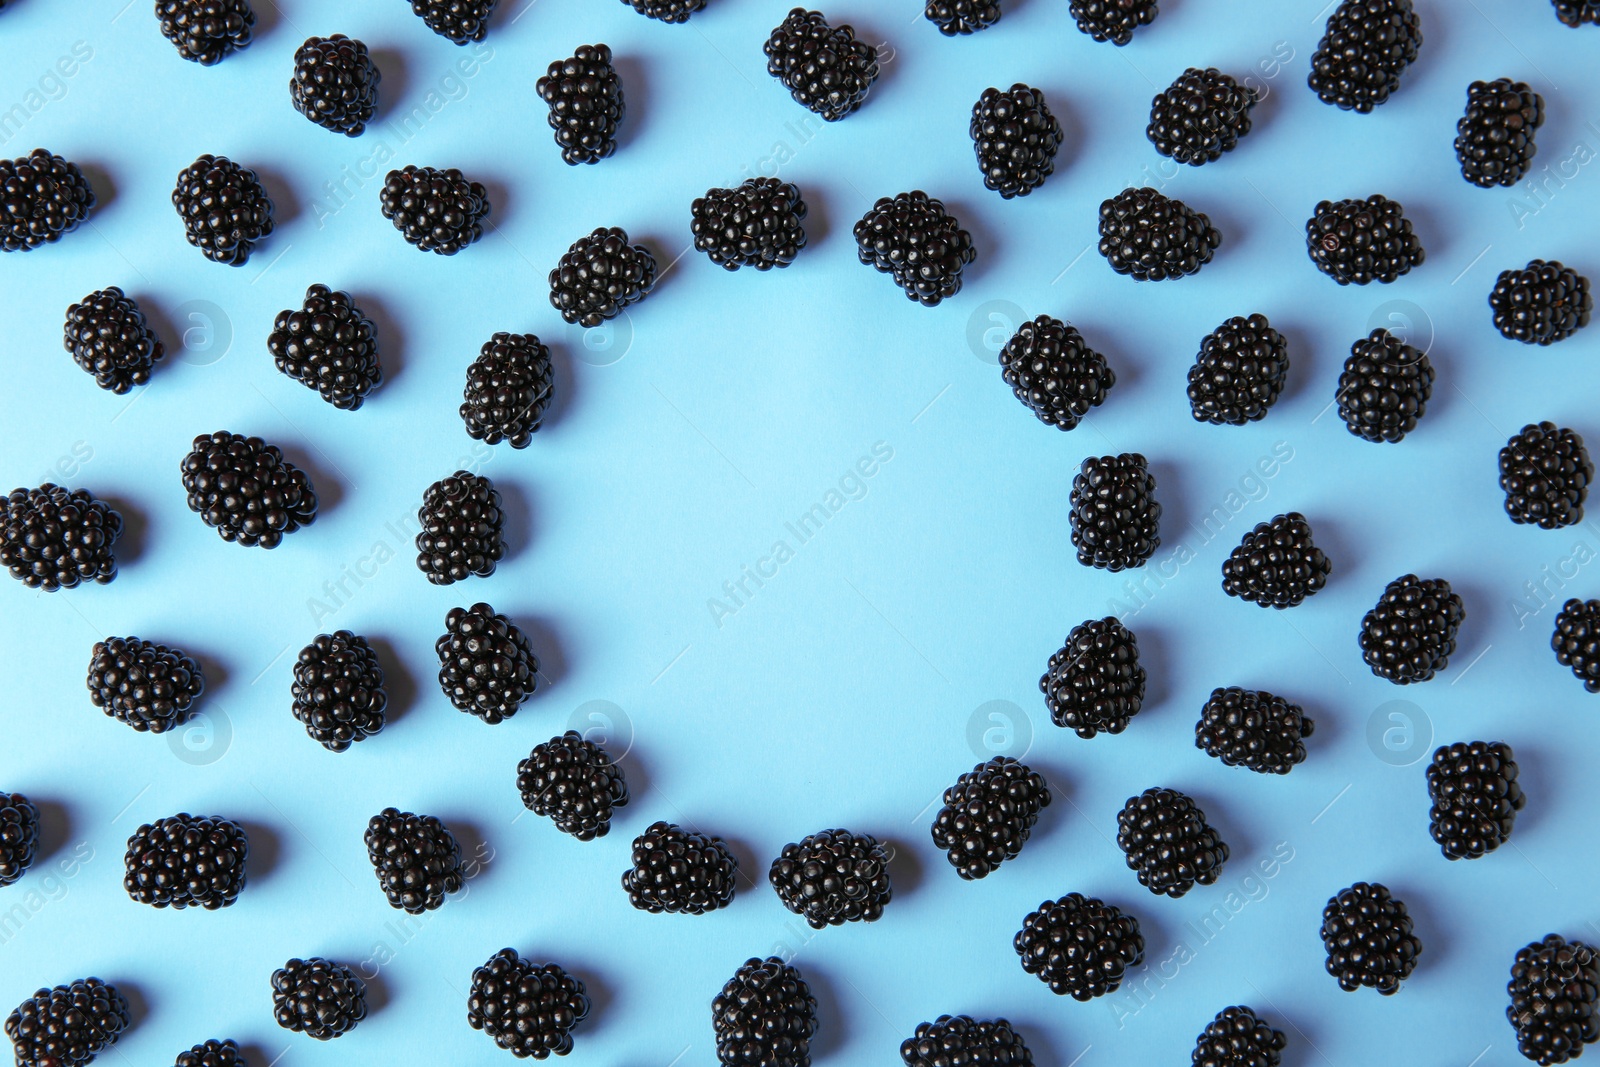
[
  {"left": 1336, "top": 328, "right": 1433, "bottom": 443},
  {"left": 379, "top": 165, "right": 489, "bottom": 254},
  {"left": 1308, "top": 0, "right": 1422, "bottom": 112},
  {"left": 764, "top": 8, "right": 879, "bottom": 121},
  {"left": 853, "top": 191, "right": 975, "bottom": 306},
  {"left": 1187, "top": 315, "right": 1288, "bottom": 425},
  {"left": 0, "top": 791, "right": 39, "bottom": 887},
  {"left": 63, "top": 287, "right": 165, "bottom": 394},
  {"left": 1491, "top": 260, "right": 1593, "bottom": 345},
  {"left": 6, "top": 978, "right": 130, "bottom": 1067},
  {"left": 1359, "top": 575, "right": 1464, "bottom": 684},
  {"left": 87, "top": 636, "right": 205, "bottom": 734},
  {"left": 691, "top": 178, "right": 808, "bottom": 271},
  {"left": 713, "top": 957, "right": 817, "bottom": 1067},
  {"left": 467, "top": 948, "right": 589, "bottom": 1059},
  {"left": 1321, "top": 882, "right": 1421, "bottom": 994},
  {"left": 1040, "top": 617, "right": 1144, "bottom": 738},
  {"left": 1554, "top": 599, "right": 1600, "bottom": 693},
  {"left": 769, "top": 829, "right": 893, "bottom": 927},
  {"left": 1069, "top": 453, "right": 1161, "bottom": 571},
  {"left": 998, "top": 315, "right": 1115, "bottom": 430},
  {"left": 172, "top": 155, "right": 273, "bottom": 266},
  {"left": 181, "top": 431, "right": 317, "bottom": 548},
  {"left": 410, "top": 0, "right": 496, "bottom": 43},
  {"left": 1195, "top": 687, "right": 1315, "bottom": 775},
  {"left": 622, "top": 820, "right": 738, "bottom": 914},
  {"left": 176, "top": 1039, "right": 245, "bottom": 1067},
  {"left": 1456, "top": 79, "right": 1542, "bottom": 188},
  {"left": 1554, "top": 0, "right": 1600, "bottom": 25},
  {"left": 123, "top": 813, "right": 248, "bottom": 909},
  {"left": 461, "top": 333, "right": 554, "bottom": 448},
  {"left": 1098, "top": 187, "right": 1220, "bottom": 280},
  {"left": 516, "top": 730, "right": 630, "bottom": 841},
  {"left": 1306, "top": 195, "right": 1423, "bottom": 284},
  {"left": 901, "top": 1015, "right": 1032, "bottom": 1067},
  {"left": 1501, "top": 423, "right": 1592, "bottom": 529},
  {"left": 970, "top": 85, "right": 1063, "bottom": 199},
  {"left": 291, "top": 35, "right": 379, "bottom": 136},
  {"left": 536, "top": 45, "right": 624, "bottom": 165},
  {"left": 436, "top": 603, "right": 539, "bottom": 723},
  {"left": 549, "top": 227, "right": 656, "bottom": 327},
  {"left": 1147, "top": 68, "right": 1259, "bottom": 166},
  {"left": 155, "top": 0, "right": 254, "bottom": 64},
  {"left": 930, "top": 756, "right": 1051, "bottom": 880},
  {"left": 1116, "top": 787, "right": 1229, "bottom": 898},
  {"left": 1508, "top": 935, "right": 1600, "bottom": 1064},
  {"left": 1191, "top": 1006, "right": 1285, "bottom": 1067},
  {"left": 1014, "top": 893, "right": 1143, "bottom": 1000},
  {"left": 364, "top": 808, "right": 464, "bottom": 913},
  {"left": 270, "top": 958, "right": 365, "bottom": 1040},
  {"left": 267, "top": 284, "right": 382, "bottom": 410},
  {"left": 925, "top": 0, "right": 1002, "bottom": 35},
  {"left": 1222, "top": 512, "right": 1331, "bottom": 608},
  {"left": 415, "top": 471, "right": 505, "bottom": 585},
  {"left": 621, "top": 0, "right": 707, "bottom": 22},
  {"left": 1069, "top": 0, "right": 1158, "bottom": 44},
  {"left": 290, "top": 631, "right": 387, "bottom": 752},
  {"left": 1427, "top": 741, "right": 1524, "bottom": 860},
  {"left": 0, "top": 484, "right": 122, "bottom": 590},
  {"left": 0, "top": 150, "right": 96, "bottom": 251}
]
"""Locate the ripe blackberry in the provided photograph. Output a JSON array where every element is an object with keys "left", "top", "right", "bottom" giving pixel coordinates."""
[
  {"left": 290, "top": 631, "right": 387, "bottom": 752},
  {"left": 1306, "top": 195, "right": 1423, "bottom": 284},
  {"left": 267, "top": 284, "right": 382, "bottom": 410},
  {"left": 1456, "top": 79, "right": 1543, "bottom": 188},
  {"left": 176, "top": 1039, "right": 245, "bottom": 1067},
  {"left": 998, "top": 315, "right": 1115, "bottom": 430},
  {"left": 467, "top": 948, "right": 590, "bottom": 1059},
  {"left": 1187, "top": 314, "right": 1288, "bottom": 425},
  {"left": 171, "top": 155, "right": 274, "bottom": 266},
  {"left": 1070, "top": 453, "right": 1161, "bottom": 571},
  {"left": 621, "top": 0, "right": 706, "bottom": 23},
  {"left": 461, "top": 333, "right": 554, "bottom": 449},
  {"left": 1098, "top": 187, "right": 1220, "bottom": 281},
  {"left": 713, "top": 957, "right": 817, "bottom": 1067},
  {"left": 769, "top": 829, "right": 893, "bottom": 927},
  {"left": 1554, "top": 0, "right": 1600, "bottom": 25},
  {"left": 1191, "top": 1006, "right": 1285, "bottom": 1067},
  {"left": 1427, "top": 740, "right": 1525, "bottom": 860},
  {"left": 415, "top": 471, "right": 504, "bottom": 585},
  {"left": 925, "top": 0, "right": 1002, "bottom": 35},
  {"left": 549, "top": 227, "right": 656, "bottom": 327},
  {"left": 1014, "top": 893, "right": 1143, "bottom": 1000},
  {"left": 1554, "top": 599, "right": 1600, "bottom": 694},
  {"left": 853, "top": 191, "right": 975, "bottom": 306},
  {"left": 970, "top": 85, "right": 1063, "bottom": 199},
  {"left": 436, "top": 602, "right": 539, "bottom": 723},
  {"left": 1147, "top": 68, "right": 1259, "bottom": 166},
  {"left": 930, "top": 756, "right": 1051, "bottom": 880},
  {"left": 621, "top": 820, "right": 738, "bottom": 914},
  {"left": 364, "top": 808, "right": 464, "bottom": 913},
  {"left": 0, "top": 150, "right": 96, "bottom": 252},
  {"left": 1336, "top": 328, "right": 1433, "bottom": 443},
  {"left": 380, "top": 165, "right": 490, "bottom": 254},
  {"left": 516, "top": 730, "right": 630, "bottom": 841},
  {"left": 87, "top": 636, "right": 206, "bottom": 734},
  {"left": 1069, "top": 0, "right": 1158, "bottom": 44},
  {"left": 270, "top": 958, "right": 365, "bottom": 1040},
  {"left": 155, "top": 0, "right": 254, "bottom": 64},
  {"left": 0, "top": 484, "right": 122, "bottom": 591},
  {"left": 410, "top": 0, "right": 496, "bottom": 43},
  {"left": 1195, "top": 687, "right": 1315, "bottom": 775},
  {"left": 1508, "top": 935, "right": 1600, "bottom": 1064},
  {"left": 1308, "top": 0, "right": 1422, "bottom": 112},
  {"left": 291, "top": 35, "right": 379, "bottom": 136},
  {"left": 0, "top": 791, "right": 39, "bottom": 887},
  {"left": 1040, "top": 617, "right": 1145, "bottom": 738},
  {"left": 63, "top": 287, "right": 166, "bottom": 395},
  {"left": 536, "top": 45, "right": 624, "bottom": 166},
  {"left": 1116, "top": 787, "right": 1229, "bottom": 898},
  {"left": 1501, "top": 423, "right": 1593, "bottom": 529},
  {"left": 1491, "top": 260, "right": 1593, "bottom": 345},
  {"left": 1359, "top": 575, "right": 1464, "bottom": 684},
  {"left": 181, "top": 431, "right": 317, "bottom": 548},
  {"left": 901, "top": 1015, "right": 1032, "bottom": 1067},
  {"left": 690, "top": 178, "right": 808, "bottom": 271},
  {"left": 1222, "top": 512, "right": 1331, "bottom": 608},
  {"left": 5, "top": 978, "right": 130, "bottom": 1067},
  {"left": 1320, "top": 882, "right": 1421, "bottom": 994},
  {"left": 764, "top": 8, "right": 879, "bottom": 121},
  {"left": 123, "top": 813, "right": 248, "bottom": 909}
]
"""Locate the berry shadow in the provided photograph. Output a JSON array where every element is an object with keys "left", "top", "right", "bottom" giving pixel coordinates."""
[
  {"left": 1504, "top": 742, "right": 1550, "bottom": 840},
  {"left": 567, "top": 966, "right": 613, "bottom": 1039},
  {"left": 191, "top": 648, "right": 231, "bottom": 703},
  {"left": 367, "top": 49, "right": 412, "bottom": 126},
  {"left": 236, "top": 819, "right": 283, "bottom": 886},
  {"left": 1074, "top": 317, "right": 1142, "bottom": 399},
  {"left": 613, "top": 54, "right": 649, "bottom": 155},
  {"left": 1027, "top": 759, "right": 1074, "bottom": 851},
  {"left": 882, "top": 835, "right": 923, "bottom": 898},
  {"left": 250, "top": 164, "right": 302, "bottom": 232},
  {"left": 1010, "top": 1021, "right": 1062, "bottom": 1067},
  {"left": 132, "top": 296, "right": 181, "bottom": 376},
  {"left": 235, "top": 1043, "right": 275, "bottom": 1067},
  {"left": 76, "top": 161, "right": 119, "bottom": 218},
  {"left": 480, "top": 178, "right": 515, "bottom": 235},
  {"left": 1443, "top": 577, "right": 1492, "bottom": 676},
  {"left": 1145, "top": 459, "right": 1188, "bottom": 552},
  {"left": 351, "top": 290, "right": 407, "bottom": 392},
  {"left": 1390, "top": 883, "right": 1446, "bottom": 973},
  {"left": 712, "top": 831, "right": 762, "bottom": 895},
  {"left": 1189, "top": 789, "right": 1253, "bottom": 871},
  {"left": 32, "top": 799, "right": 74, "bottom": 867},
  {"left": 101, "top": 494, "right": 149, "bottom": 568},
  {"left": 110, "top": 980, "right": 150, "bottom": 1030},
  {"left": 273, "top": 442, "right": 344, "bottom": 517},
  {"left": 445, "top": 817, "right": 494, "bottom": 886},
  {"left": 496, "top": 478, "right": 535, "bottom": 563},
  {"left": 538, "top": 339, "right": 577, "bottom": 431},
  {"left": 942, "top": 199, "right": 997, "bottom": 288},
  {"left": 611, "top": 750, "right": 650, "bottom": 830},
  {"left": 796, "top": 961, "right": 847, "bottom": 1061},
  {"left": 800, "top": 183, "right": 831, "bottom": 252},
  {"left": 249, "top": 0, "right": 282, "bottom": 39},
  {"left": 1401, "top": 198, "right": 1448, "bottom": 265},
  {"left": 1297, "top": 693, "right": 1339, "bottom": 753},
  {"left": 364, "top": 635, "right": 418, "bottom": 731},
  {"left": 517, "top": 614, "right": 567, "bottom": 693},
  {"left": 1034, "top": 89, "right": 1081, "bottom": 180},
  {"left": 1306, "top": 513, "right": 1357, "bottom": 591},
  {"left": 1272, "top": 320, "right": 1317, "bottom": 409},
  {"left": 1133, "top": 623, "right": 1171, "bottom": 713},
  {"left": 1202, "top": 200, "right": 1250, "bottom": 262},
  {"left": 637, "top": 232, "right": 685, "bottom": 301},
  {"left": 361, "top": 968, "right": 390, "bottom": 1017}
]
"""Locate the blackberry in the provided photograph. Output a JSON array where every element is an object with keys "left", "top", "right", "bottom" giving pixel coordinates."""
[
  {"left": 291, "top": 35, "right": 379, "bottom": 136},
  {"left": 461, "top": 333, "right": 554, "bottom": 449},
  {"left": 853, "top": 191, "right": 975, "bottom": 306},
  {"left": 1221, "top": 512, "right": 1331, "bottom": 608},
  {"left": 712, "top": 957, "right": 817, "bottom": 1067},
  {"left": 1147, "top": 68, "right": 1259, "bottom": 166},
  {"left": 1554, "top": 599, "right": 1600, "bottom": 694},
  {"left": 380, "top": 165, "right": 490, "bottom": 254},
  {"left": 290, "top": 631, "right": 387, "bottom": 752},
  {"left": 1308, "top": 0, "right": 1422, "bottom": 112},
  {"left": 0, "top": 484, "right": 122, "bottom": 591},
  {"left": 1456, "top": 79, "right": 1543, "bottom": 188},
  {"left": 5, "top": 978, "right": 130, "bottom": 1067},
  {"left": 435, "top": 602, "right": 539, "bottom": 723},
  {"left": 0, "top": 150, "right": 96, "bottom": 252},
  {"left": 768, "top": 829, "right": 893, "bottom": 927},
  {"left": 63, "top": 287, "right": 166, "bottom": 394},
  {"left": 1014, "top": 893, "right": 1143, "bottom": 1000},
  {"left": 1359, "top": 575, "right": 1464, "bottom": 684},
  {"left": 1098, "top": 187, "right": 1220, "bottom": 281},
  {"left": 0, "top": 791, "right": 39, "bottom": 887},
  {"left": 690, "top": 178, "right": 808, "bottom": 271},
  {"left": 267, "top": 284, "right": 382, "bottom": 410},
  {"left": 171, "top": 155, "right": 274, "bottom": 266},
  {"left": 998, "top": 315, "right": 1114, "bottom": 430},
  {"left": 621, "top": 820, "right": 738, "bottom": 914},
  {"left": 925, "top": 1, "right": 1002, "bottom": 35},
  {"left": 516, "top": 730, "right": 630, "bottom": 841},
  {"left": 1501, "top": 423, "right": 1593, "bottom": 529},
  {"left": 1335, "top": 328, "right": 1433, "bottom": 443},
  {"left": 180, "top": 431, "right": 317, "bottom": 548},
  {"left": 549, "top": 227, "right": 656, "bottom": 327},
  {"left": 415, "top": 471, "right": 505, "bottom": 585},
  {"left": 1427, "top": 740, "right": 1525, "bottom": 860},
  {"left": 410, "top": 0, "right": 496, "bottom": 44},
  {"left": 1195, "top": 687, "right": 1315, "bottom": 775},
  {"left": 930, "top": 756, "right": 1051, "bottom": 880},
  {"left": 1187, "top": 314, "right": 1289, "bottom": 425},
  {"left": 1069, "top": 0, "right": 1158, "bottom": 44},
  {"left": 176, "top": 1039, "right": 245, "bottom": 1067},
  {"left": 123, "top": 813, "right": 248, "bottom": 909},
  {"left": 1306, "top": 195, "right": 1424, "bottom": 284},
  {"left": 270, "top": 958, "right": 365, "bottom": 1040},
  {"left": 467, "top": 948, "right": 590, "bottom": 1059},
  {"left": 1041, "top": 617, "right": 1144, "bottom": 737},
  {"left": 970, "top": 85, "right": 1064, "bottom": 199},
  {"left": 536, "top": 45, "right": 624, "bottom": 166},
  {"left": 764, "top": 8, "right": 879, "bottom": 122},
  {"left": 87, "top": 636, "right": 206, "bottom": 734},
  {"left": 900, "top": 1015, "right": 1033, "bottom": 1067},
  {"left": 155, "top": 0, "right": 254, "bottom": 64},
  {"left": 1554, "top": 0, "right": 1600, "bottom": 25},
  {"left": 364, "top": 808, "right": 464, "bottom": 913},
  {"left": 1320, "top": 882, "right": 1421, "bottom": 994},
  {"left": 1070, "top": 453, "right": 1160, "bottom": 571},
  {"left": 1191, "top": 1006, "right": 1286, "bottom": 1067},
  {"left": 1491, "top": 260, "right": 1593, "bottom": 345},
  {"left": 1117, "top": 788, "right": 1229, "bottom": 898},
  {"left": 1508, "top": 935, "right": 1600, "bottom": 1064},
  {"left": 621, "top": 0, "right": 706, "bottom": 23}
]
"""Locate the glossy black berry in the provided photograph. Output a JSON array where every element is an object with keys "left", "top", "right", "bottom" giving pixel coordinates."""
[
  {"left": 853, "top": 191, "right": 974, "bottom": 306},
  {"left": 176, "top": 1038, "right": 245, "bottom": 1067},
  {"left": 87, "top": 636, "right": 205, "bottom": 734},
  {"left": 156, "top": 0, "right": 254, "bottom": 64},
  {"left": 691, "top": 178, "right": 808, "bottom": 271},
  {"left": 621, "top": 0, "right": 706, "bottom": 23},
  {"left": 1308, "top": 0, "right": 1422, "bottom": 112},
  {"left": 0, "top": 484, "right": 122, "bottom": 591},
  {"left": 0, "top": 791, "right": 39, "bottom": 887},
  {"left": 1321, "top": 882, "right": 1421, "bottom": 994},
  {"left": 901, "top": 1015, "right": 1032, "bottom": 1067},
  {"left": 1191, "top": 1006, "right": 1285, "bottom": 1067},
  {"left": 461, "top": 333, "right": 553, "bottom": 448},
  {"left": 467, "top": 948, "right": 590, "bottom": 1059},
  {"left": 1187, "top": 314, "right": 1288, "bottom": 425},
  {"left": 415, "top": 471, "right": 505, "bottom": 585},
  {"left": 1041, "top": 617, "right": 1145, "bottom": 738},
  {"left": 1070, "top": 0, "right": 1157, "bottom": 44},
  {"left": 364, "top": 808, "right": 464, "bottom": 913},
  {"left": 436, "top": 602, "right": 539, "bottom": 723},
  {"left": 1147, "top": 68, "right": 1258, "bottom": 165},
  {"left": 1427, "top": 740, "right": 1525, "bottom": 860},
  {"left": 291, "top": 35, "right": 380, "bottom": 136},
  {"left": 1553, "top": 0, "right": 1600, "bottom": 25},
  {"left": 769, "top": 829, "right": 892, "bottom": 927},
  {"left": 764, "top": 8, "right": 878, "bottom": 121},
  {"left": 1500, "top": 422, "right": 1592, "bottom": 529},
  {"left": 180, "top": 431, "right": 317, "bottom": 548},
  {"left": 1222, "top": 512, "right": 1331, "bottom": 608},
  {"left": 379, "top": 165, "right": 489, "bottom": 254},
  {"left": 63, "top": 287, "right": 165, "bottom": 394},
  {"left": 536, "top": 44, "right": 624, "bottom": 165},
  {"left": 268, "top": 284, "right": 382, "bottom": 410},
  {"left": 517, "top": 731, "right": 630, "bottom": 841},
  {"left": 1491, "top": 260, "right": 1593, "bottom": 345},
  {"left": 270, "top": 958, "right": 365, "bottom": 1040},
  {"left": 713, "top": 957, "right": 817, "bottom": 1067},
  {"left": 1508, "top": 935, "right": 1600, "bottom": 1064},
  {"left": 172, "top": 155, "right": 273, "bottom": 266},
  {"left": 1195, "top": 687, "right": 1315, "bottom": 775},
  {"left": 1456, "top": 79, "right": 1542, "bottom": 188},
  {"left": 1117, "top": 787, "right": 1228, "bottom": 898},
  {"left": 549, "top": 227, "right": 656, "bottom": 327},
  {"left": 1306, "top": 195, "right": 1423, "bottom": 284},
  {"left": 411, "top": 0, "right": 496, "bottom": 43},
  {"left": 1070, "top": 453, "right": 1161, "bottom": 571},
  {"left": 1554, "top": 599, "right": 1600, "bottom": 694},
  {"left": 5, "top": 978, "right": 130, "bottom": 1067},
  {"left": 1014, "top": 893, "right": 1143, "bottom": 1000},
  {"left": 622, "top": 820, "right": 737, "bottom": 914},
  {"left": 123, "top": 813, "right": 248, "bottom": 909},
  {"left": 930, "top": 756, "right": 1051, "bottom": 880},
  {"left": 925, "top": 0, "right": 1002, "bottom": 35},
  {"left": 1359, "top": 575, "right": 1464, "bottom": 684},
  {"left": 998, "top": 315, "right": 1114, "bottom": 430},
  {"left": 1336, "top": 328, "right": 1433, "bottom": 443},
  {"left": 971, "top": 85, "right": 1063, "bottom": 199},
  {"left": 290, "top": 631, "right": 387, "bottom": 752},
  {"left": 0, "top": 149, "right": 96, "bottom": 252},
  {"left": 1098, "top": 187, "right": 1220, "bottom": 280}
]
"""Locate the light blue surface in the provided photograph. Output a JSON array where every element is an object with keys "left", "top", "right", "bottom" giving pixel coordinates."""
[{"left": 1, "top": 0, "right": 1598, "bottom": 1064}]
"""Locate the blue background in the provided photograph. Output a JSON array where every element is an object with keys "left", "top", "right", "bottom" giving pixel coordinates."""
[{"left": 2, "top": 0, "right": 1598, "bottom": 1064}]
